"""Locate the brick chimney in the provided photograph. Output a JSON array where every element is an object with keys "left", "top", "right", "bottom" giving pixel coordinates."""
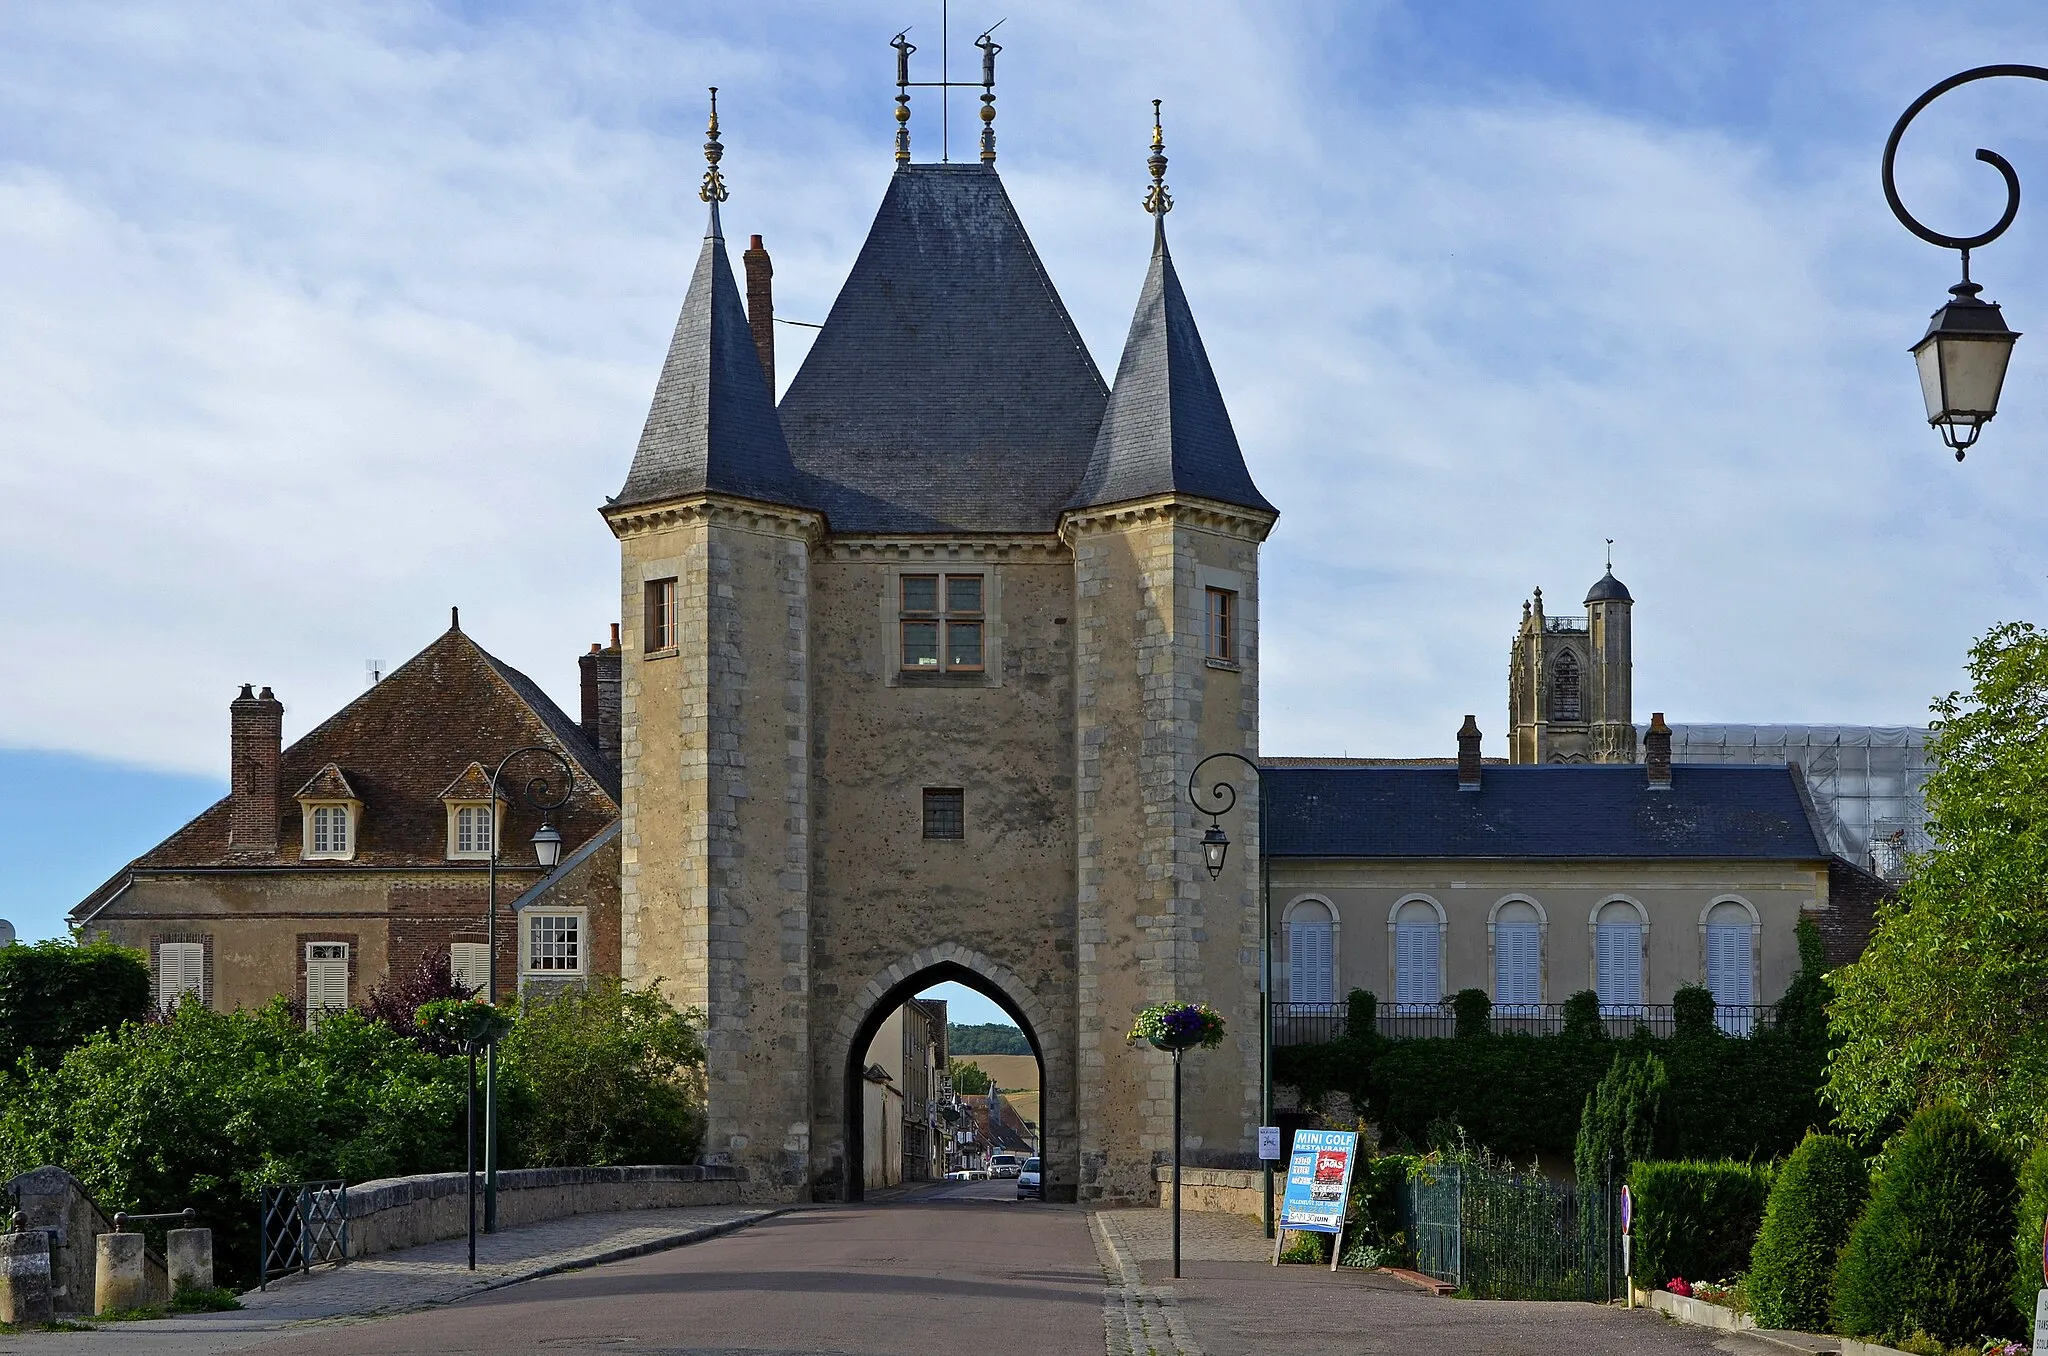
[
  {"left": 1457, "top": 714, "right": 1483, "bottom": 791},
  {"left": 228, "top": 684, "right": 284, "bottom": 852},
  {"left": 579, "top": 625, "right": 622, "bottom": 767},
  {"left": 1645, "top": 712, "right": 1673, "bottom": 791},
  {"left": 743, "top": 234, "right": 775, "bottom": 392}
]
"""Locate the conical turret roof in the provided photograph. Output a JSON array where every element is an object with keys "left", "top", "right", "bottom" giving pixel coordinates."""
[
  {"left": 613, "top": 202, "right": 811, "bottom": 512},
  {"left": 1068, "top": 220, "right": 1274, "bottom": 516}
]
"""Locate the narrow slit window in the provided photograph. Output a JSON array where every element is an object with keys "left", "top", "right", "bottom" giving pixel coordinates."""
[
  {"left": 1205, "top": 588, "right": 1236, "bottom": 663},
  {"left": 922, "top": 788, "right": 964, "bottom": 840},
  {"left": 646, "top": 578, "right": 678, "bottom": 653}
]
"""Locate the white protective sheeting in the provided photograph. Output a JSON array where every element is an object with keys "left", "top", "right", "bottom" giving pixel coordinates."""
[{"left": 1646, "top": 723, "right": 1931, "bottom": 879}]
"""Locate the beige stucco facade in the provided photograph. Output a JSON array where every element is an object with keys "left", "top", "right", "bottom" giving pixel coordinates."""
[{"left": 1269, "top": 857, "right": 1828, "bottom": 1012}]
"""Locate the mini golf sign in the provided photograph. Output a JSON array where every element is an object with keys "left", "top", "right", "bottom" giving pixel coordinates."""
[{"left": 1272, "top": 1129, "right": 1360, "bottom": 1272}]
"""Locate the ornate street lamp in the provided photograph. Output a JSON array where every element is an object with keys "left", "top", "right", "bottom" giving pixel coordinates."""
[
  {"left": 1882, "top": 65, "right": 2040, "bottom": 459},
  {"left": 483, "top": 745, "right": 574, "bottom": 1232},
  {"left": 1186, "top": 751, "right": 1274, "bottom": 1237}
]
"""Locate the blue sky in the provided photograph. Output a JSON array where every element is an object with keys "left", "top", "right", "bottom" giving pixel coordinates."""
[{"left": 5, "top": 2, "right": 2048, "bottom": 945}]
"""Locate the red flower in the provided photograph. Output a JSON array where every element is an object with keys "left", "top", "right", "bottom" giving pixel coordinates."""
[{"left": 1665, "top": 1278, "right": 1692, "bottom": 1297}]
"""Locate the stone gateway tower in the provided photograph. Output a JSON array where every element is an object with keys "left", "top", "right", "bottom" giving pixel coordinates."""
[
  {"left": 1508, "top": 569, "right": 1635, "bottom": 764},
  {"left": 604, "top": 94, "right": 1275, "bottom": 1203}
]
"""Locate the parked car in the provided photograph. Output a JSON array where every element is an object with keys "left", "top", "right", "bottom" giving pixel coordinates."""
[
  {"left": 944, "top": 1168, "right": 974, "bottom": 1181},
  {"left": 989, "top": 1153, "right": 1024, "bottom": 1179},
  {"left": 1016, "top": 1157, "right": 1042, "bottom": 1200}
]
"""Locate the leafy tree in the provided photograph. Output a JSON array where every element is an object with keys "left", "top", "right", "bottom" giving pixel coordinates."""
[
  {"left": 1747, "top": 1133, "right": 1870, "bottom": 1332},
  {"left": 0, "top": 940, "right": 151, "bottom": 1068},
  {"left": 2011, "top": 1136, "right": 2048, "bottom": 1327},
  {"left": 1833, "top": 1104, "right": 2018, "bottom": 1345},
  {"left": 364, "top": 950, "right": 478, "bottom": 1054},
  {"left": 949, "top": 1058, "right": 992, "bottom": 1095},
  {"left": 498, "top": 977, "right": 705, "bottom": 1168},
  {"left": 1830, "top": 622, "right": 2048, "bottom": 1146},
  {"left": 0, "top": 1000, "right": 465, "bottom": 1286},
  {"left": 1575, "top": 1049, "right": 1667, "bottom": 1188}
]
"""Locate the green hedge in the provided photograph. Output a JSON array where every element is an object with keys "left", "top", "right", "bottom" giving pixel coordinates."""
[
  {"left": 0, "top": 940, "right": 151, "bottom": 1068},
  {"left": 1629, "top": 1159, "right": 1775, "bottom": 1288},
  {"left": 2012, "top": 1137, "right": 2048, "bottom": 1329},
  {"left": 1747, "top": 1133, "right": 1869, "bottom": 1332},
  {"left": 1833, "top": 1104, "right": 2018, "bottom": 1345}
]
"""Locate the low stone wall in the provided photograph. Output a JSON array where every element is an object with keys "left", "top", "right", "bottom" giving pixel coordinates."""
[
  {"left": 342, "top": 1165, "right": 746, "bottom": 1259},
  {"left": 5, "top": 1167, "right": 168, "bottom": 1314},
  {"left": 1151, "top": 1167, "right": 1267, "bottom": 1219}
]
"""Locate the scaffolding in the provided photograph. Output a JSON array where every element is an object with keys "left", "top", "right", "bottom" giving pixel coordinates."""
[{"left": 1647, "top": 724, "right": 1932, "bottom": 881}]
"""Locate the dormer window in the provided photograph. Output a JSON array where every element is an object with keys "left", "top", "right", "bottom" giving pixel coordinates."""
[
  {"left": 439, "top": 761, "right": 504, "bottom": 861},
  {"left": 294, "top": 762, "right": 361, "bottom": 861}
]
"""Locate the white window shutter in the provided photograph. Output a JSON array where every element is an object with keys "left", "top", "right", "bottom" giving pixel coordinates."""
[
  {"left": 1289, "top": 922, "right": 1333, "bottom": 1005},
  {"left": 158, "top": 943, "right": 204, "bottom": 1011},
  {"left": 1597, "top": 924, "right": 1641, "bottom": 1010},
  {"left": 305, "top": 944, "right": 350, "bottom": 1024},
  {"left": 1707, "top": 925, "right": 1753, "bottom": 1006},
  {"left": 1496, "top": 924, "right": 1539, "bottom": 1008},
  {"left": 450, "top": 942, "right": 490, "bottom": 993},
  {"left": 1396, "top": 922, "right": 1438, "bottom": 1008}
]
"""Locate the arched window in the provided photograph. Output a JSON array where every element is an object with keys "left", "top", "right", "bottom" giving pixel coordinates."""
[
  {"left": 1595, "top": 899, "right": 1643, "bottom": 1013},
  {"left": 1551, "top": 650, "right": 1582, "bottom": 721},
  {"left": 1493, "top": 900, "right": 1542, "bottom": 1011},
  {"left": 1286, "top": 899, "right": 1336, "bottom": 1006},
  {"left": 1704, "top": 899, "right": 1757, "bottom": 1030},
  {"left": 1394, "top": 899, "right": 1441, "bottom": 1011}
]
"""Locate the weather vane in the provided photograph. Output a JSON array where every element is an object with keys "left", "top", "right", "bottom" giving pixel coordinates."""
[
  {"left": 1605, "top": 538, "right": 1614, "bottom": 572},
  {"left": 890, "top": 7, "right": 1005, "bottom": 164},
  {"left": 1144, "top": 99, "right": 1173, "bottom": 217},
  {"left": 700, "top": 87, "right": 727, "bottom": 204}
]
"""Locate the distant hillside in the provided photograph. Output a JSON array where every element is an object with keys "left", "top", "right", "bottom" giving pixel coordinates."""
[{"left": 948, "top": 1022, "right": 1031, "bottom": 1055}]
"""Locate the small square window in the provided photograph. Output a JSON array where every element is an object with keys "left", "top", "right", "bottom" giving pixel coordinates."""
[
  {"left": 922, "top": 788, "right": 964, "bottom": 840},
  {"left": 528, "top": 914, "right": 582, "bottom": 973},
  {"left": 1205, "top": 588, "right": 1236, "bottom": 663},
  {"left": 646, "top": 578, "right": 678, "bottom": 652}
]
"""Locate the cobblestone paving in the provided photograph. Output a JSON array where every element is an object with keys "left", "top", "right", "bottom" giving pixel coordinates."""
[
  {"left": 1093, "top": 1208, "right": 1802, "bottom": 1356},
  {"left": 0, "top": 1206, "right": 777, "bottom": 1356}
]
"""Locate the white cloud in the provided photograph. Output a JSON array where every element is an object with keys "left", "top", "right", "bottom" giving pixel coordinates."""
[{"left": 2, "top": 0, "right": 2046, "bottom": 773}]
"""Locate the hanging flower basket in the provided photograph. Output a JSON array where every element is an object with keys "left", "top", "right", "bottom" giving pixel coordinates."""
[{"left": 1127, "top": 1002, "right": 1227, "bottom": 1051}]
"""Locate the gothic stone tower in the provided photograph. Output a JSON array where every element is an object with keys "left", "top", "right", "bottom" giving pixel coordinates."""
[
  {"left": 605, "top": 97, "right": 1274, "bottom": 1203},
  {"left": 1508, "top": 569, "right": 1635, "bottom": 764}
]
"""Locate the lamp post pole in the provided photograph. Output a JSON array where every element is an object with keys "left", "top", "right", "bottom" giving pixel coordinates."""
[
  {"left": 1882, "top": 65, "right": 2041, "bottom": 457},
  {"left": 483, "top": 745, "right": 572, "bottom": 1233},
  {"left": 1186, "top": 751, "right": 1273, "bottom": 1239}
]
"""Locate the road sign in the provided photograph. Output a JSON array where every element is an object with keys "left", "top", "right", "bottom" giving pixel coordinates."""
[
  {"left": 1621, "top": 1184, "right": 1632, "bottom": 1235},
  {"left": 1258, "top": 1126, "right": 1282, "bottom": 1161}
]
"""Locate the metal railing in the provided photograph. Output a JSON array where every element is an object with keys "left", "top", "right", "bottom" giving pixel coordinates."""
[
  {"left": 1404, "top": 1158, "right": 1621, "bottom": 1301},
  {"left": 1272, "top": 1001, "right": 1779, "bottom": 1046},
  {"left": 259, "top": 1181, "right": 348, "bottom": 1289},
  {"left": 1544, "top": 615, "right": 1587, "bottom": 632}
]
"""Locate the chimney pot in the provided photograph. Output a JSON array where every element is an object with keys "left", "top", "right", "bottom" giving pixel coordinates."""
[
  {"left": 1457, "top": 715, "right": 1483, "bottom": 790},
  {"left": 742, "top": 234, "right": 775, "bottom": 392},
  {"left": 609, "top": 622, "right": 620, "bottom": 651},
  {"left": 228, "top": 684, "right": 285, "bottom": 853},
  {"left": 1645, "top": 711, "right": 1673, "bottom": 791}
]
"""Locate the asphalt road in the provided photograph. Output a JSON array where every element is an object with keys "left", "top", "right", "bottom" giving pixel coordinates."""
[{"left": 236, "top": 1182, "right": 1099, "bottom": 1356}]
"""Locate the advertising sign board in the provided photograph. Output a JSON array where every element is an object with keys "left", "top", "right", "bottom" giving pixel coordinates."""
[
  {"left": 1257, "top": 1126, "right": 1282, "bottom": 1162},
  {"left": 1272, "top": 1127, "right": 1360, "bottom": 1272}
]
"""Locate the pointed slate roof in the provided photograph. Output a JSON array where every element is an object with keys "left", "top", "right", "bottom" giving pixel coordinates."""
[
  {"left": 777, "top": 164, "right": 1109, "bottom": 534},
  {"left": 613, "top": 202, "right": 811, "bottom": 513},
  {"left": 1068, "top": 220, "right": 1274, "bottom": 516}
]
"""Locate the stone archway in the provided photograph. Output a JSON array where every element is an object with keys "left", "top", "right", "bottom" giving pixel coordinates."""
[{"left": 819, "top": 943, "right": 1073, "bottom": 1204}]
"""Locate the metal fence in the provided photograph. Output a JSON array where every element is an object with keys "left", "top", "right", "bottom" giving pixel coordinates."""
[
  {"left": 1402, "top": 1159, "right": 1621, "bottom": 1301},
  {"left": 1272, "top": 1001, "right": 1778, "bottom": 1046},
  {"left": 259, "top": 1180, "right": 348, "bottom": 1289}
]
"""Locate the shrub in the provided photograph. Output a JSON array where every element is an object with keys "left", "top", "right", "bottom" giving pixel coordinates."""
[
  {"left": 1343, "top": 1150, "right": 1416, "bottom": 1267},
  {"left": 498, "top": 976, "right": 706, "bottom": 1167},
  {"left": 1672, "top": 984, "right": 1717, "bottom": 1038},
  {"left": 1576, "top": 1050, "right": 1668, "bottom": 1188},
  {"left": 1279, "top": 1230, "right": 1329, "bottom": 1263},
  {"left": 1452, "top": 989, "right": 1491, "bottom": 1039},
  {"left": 1747, "top": 1133, "right": 1870, "bottom": 1332},
  {"left": 1833, "top": 1104, "right": 2019, "bottom": 1345},
  {"left": 1345, "top": 988, "right": 1377, "bottom": 1040},
  {"left": 1561, "top": 990, "right": 1605, "bottom": 1040},
  {"left": 1630, "top": 1159, "right": 1775, "bottom": 1289},
  {"left": 363, "top": 950, "right": 478, "bottom": 1053},
  {"left": 2011, "top": 1137, "right": 2048, "bottom": 1328},
  {"left": 0, "top": 940, "right": 151, "bottom": 1069}
]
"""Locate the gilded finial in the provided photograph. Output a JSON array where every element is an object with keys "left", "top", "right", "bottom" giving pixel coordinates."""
[
  {"left": 976, "top": 24, "right": 1004, "bottom": 165},
  {"left": 891, "top": 31, "right": 915, "bottom": 164},
  {"left": 1143, "top": 99, "right": 1173, "bottom": 217},
  {"left": 699, "top": 87, "right": 728, "bottom": 203}
]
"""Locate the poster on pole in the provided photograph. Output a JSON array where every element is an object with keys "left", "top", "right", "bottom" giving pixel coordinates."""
[{"left": 1278, "top": 1129, "right": 1359, "bottom": 1233}]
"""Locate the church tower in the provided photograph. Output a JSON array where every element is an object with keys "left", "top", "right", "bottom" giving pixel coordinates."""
[
  {"left": 1062, "top": 105, "right": 1275, "bottom": 1200},
  {"left": 1508, "top": 567, "right": 1634, "bottom": 763}
]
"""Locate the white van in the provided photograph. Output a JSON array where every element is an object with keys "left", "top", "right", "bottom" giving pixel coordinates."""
[{"left": 989, "top": 1153, "right": 1024, "bottom": 1178}]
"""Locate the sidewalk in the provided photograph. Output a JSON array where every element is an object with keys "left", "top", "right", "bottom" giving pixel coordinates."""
[
  {"left": 0, "top": 1204, "right": 779, "bottom": 1356},
  {"left": 1093, "top": 1208, "right": 1801, "bottom": 1356}
]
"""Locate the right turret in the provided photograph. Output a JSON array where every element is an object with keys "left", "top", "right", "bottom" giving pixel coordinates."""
[{"left": 1583, "top": 568, "right": 1635, "bottom": 762}]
